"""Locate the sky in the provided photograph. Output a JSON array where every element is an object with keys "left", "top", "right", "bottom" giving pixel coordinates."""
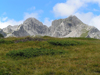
[{"left": 1, "top": 0, "right": 100, "bottom": 30}]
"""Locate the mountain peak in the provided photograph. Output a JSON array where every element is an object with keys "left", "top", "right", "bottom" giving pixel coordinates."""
[
  {"left": 7, "top": 25, "right": 12, "bottom": 28},
  {"left": 68, "top": 15, "right": 77, "bottom": 18},
  {"left": 23, "top": 17, "right": 43, "bottom": 26},
  {"left": 67, "top": 15, "right": 81, "bottom": 21},
  {"left": 65, "top": 15, "right": 83, "bottom": 25},
  {"left": 24, "top": 17, "right": 35, "bottom": 21},
  {"left": 1, "top": 16, "right": 100, "bottom": 39}
]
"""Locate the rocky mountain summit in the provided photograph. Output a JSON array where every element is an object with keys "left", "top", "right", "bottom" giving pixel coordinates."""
[
  {"left": 1, "top": 15, "right": 100, "bottom": 39},
  {"left": 12, "top": 18, "right": 49, "bottom": 37}
]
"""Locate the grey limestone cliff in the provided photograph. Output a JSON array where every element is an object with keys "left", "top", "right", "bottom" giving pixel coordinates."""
[
  {"left": 3, "top": 25, "right": 19, "bottom": 34},
  {"left": 0, "top": 29, "right": 7, "bottom": 37},
  {"left": 49, "top": 16, "right": 93, "bottom": 38},
  {"left": 12, "top": 18, "right": 49, "bottom": 37},
  {"left": 87, "top": 27, "right": 100, "bottom": 39}
]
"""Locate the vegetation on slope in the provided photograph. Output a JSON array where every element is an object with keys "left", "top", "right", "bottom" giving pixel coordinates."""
[
  {"left": 0, "top": 33, "right": 4, "bottom": 38},
  {"left": 6, "top": 48, "right": 66, "bottom": 59},
  {"left": 48, "top": 39, "right": 87, "bottom": 46},
  {"left": 81, "top": 31, "right": 89, "bottom": 37},
  {"left": 0, "top": 39, "right": 14, "bottom": 44},
  {"left": 0, "top": 36, "right": 100, "bottom": 75}
]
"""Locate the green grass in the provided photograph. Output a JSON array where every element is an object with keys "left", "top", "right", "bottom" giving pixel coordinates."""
[
  {"left": 81, "top": 31, "right": 89, "bottom": 37},
  {"left": 0, "top": 36, "right": 100, "bottom": 75},
  {"left": 0, "top": 69, "right": 10, "bottom": 75},
  {"left": 6, "top": 48, "right": 66, "bottom": 59},
  {"left": 48, "top": 39, "right": 86, "bottom": 46},
  {"left": 0, "top": 39, "right": 14, "bottom": 44}
]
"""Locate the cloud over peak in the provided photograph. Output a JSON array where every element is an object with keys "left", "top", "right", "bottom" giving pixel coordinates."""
[
  {"left": 53, "top": 0, "right": 100, "bottom": 17},
  {"left": 52, "top": 0, "right": 100, "bottom": 30},
  {"left": 53, "top": 0, "right": 84, "bottom": 17}
]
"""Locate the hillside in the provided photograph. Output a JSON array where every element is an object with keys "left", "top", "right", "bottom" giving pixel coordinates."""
[
  {"left": 0, "top": 36, "right": 100, "bottom": 75},
  {"left": 1, "top": 15, "right": 100, "bottom": 39}
]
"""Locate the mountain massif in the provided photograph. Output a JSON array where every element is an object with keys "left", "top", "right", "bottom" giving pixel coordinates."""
[{"left": 1, "top": 15, "right": 100, "bottom": 39}]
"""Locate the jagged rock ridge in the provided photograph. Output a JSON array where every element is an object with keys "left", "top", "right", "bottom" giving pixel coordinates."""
[
  {"left": 1, "top": 15, "right": 100, "bottom": 39},
  {"left": 12, "top": 18, "right": 49, "bottom": 37}
]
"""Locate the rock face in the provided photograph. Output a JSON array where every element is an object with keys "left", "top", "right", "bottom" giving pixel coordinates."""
[
  {"left": 49, "top": 16, "right": 93, "bottom": 38},
  {"left": 87, "top": 27, "right": 100, "bottom": 39},
  {"left": 0, "top": 29, "right": 7, "bottom": 37},
  {"left": 1, "top": 15, "right": 100, "bottom": 39},
  {"left": 3, "top": 25, "right": 19, "bottom": 34},
  {"left": 2, "top": 25, "right": 20, "bottom": 37},
  {"left": 12, "top": 18, "right": 49, "bottom": 37}
]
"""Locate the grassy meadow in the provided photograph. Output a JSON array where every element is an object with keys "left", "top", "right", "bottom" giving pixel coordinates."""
[{"left": 0, "top": 36, "right": 100, "bottom": 75}]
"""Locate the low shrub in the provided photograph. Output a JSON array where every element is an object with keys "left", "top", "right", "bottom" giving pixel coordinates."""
[
  {"left": 6, "top": 48, "right": 65, "bottom": 58},
  {"left": 14, "top": 37, "right": 46, "bottom": 43},
  {"left": 0, "top": 34, "right": 4, "bottom": 38},
  {"left": 70, "top": 37, "right": 97, "bottom": 40},
  {"left": 0, "top": 39, "right": 14, "bottom": 44},
  {"left": 0, "top": 69, "right": 10, "bottom": 75},
  {"left": 48, "top": 40, "right": 86, "bottom": 46}
]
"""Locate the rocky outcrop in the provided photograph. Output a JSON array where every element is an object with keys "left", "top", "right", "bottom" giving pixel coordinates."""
[
  {"left": 1, "top": 16, "right": 100, "bottom": 39},
  {"left": 0, "top": 29, "right": 7, "bottom": 37},
  {"left": 12, "top": 18, "right": 49, "bottom": 37},
  {"left": 49, "top": 16, "right": 93, "bottom": 38},
  {"left": 3, "top": 25, "right": 19, "bottom": 34},
  {"left": 86, "top": 27, "right": 100, "bottom": 39},
  {"left": 12, "top": 26, "right": 30, "bottom": 37}
]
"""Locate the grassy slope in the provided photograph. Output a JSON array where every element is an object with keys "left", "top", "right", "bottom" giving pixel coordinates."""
[{"left": 0, "top": 37, "right": 100, "bottom": 75}]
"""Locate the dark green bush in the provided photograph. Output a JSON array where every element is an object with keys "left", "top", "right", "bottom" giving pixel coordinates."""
[
  {"left": 0, "top": 34, "right": 4, "bottom": 38},
  {"left": 0, "top": 69, "right": 10, "bottom": 75},
  {"left": 48, "top": 40, "right": 86, "bottom": 46},
  {"left": 6, "top": 48, "right": 65, "bottom": 58},
  {"left": 72, "top": 37, "right": 97, "bottom": 40},
  {"left": 0, "top": 39, "right": 14, "bottom": 44},
  {"left": 0, "top": 39, "right": 5, "bottom": 43}
]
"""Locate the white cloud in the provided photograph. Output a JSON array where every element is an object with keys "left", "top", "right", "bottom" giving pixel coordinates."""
[
  {"left": 24, "top": 10, "right": 43, "bottom": 20},
  {"left": 53, "top": 0, "right": 83, "bottom": 17},
  {"left": 74, "top": 12, "right": 100, "bottom": 30},
  {"left": 24, "top": 12, "right": 39, "bottom": 20},
  {"left": 0, "top": 12, "right": 40, "bottom": 28},
  {"left": 53, "top": 0, "right": 100, "bottom": 17},
  {"left": 43, "top": 18, "right": 53, "bottom": 27},
  {"left": 89, "top": 15, "right": 100, "bottom": 30},
  {"left": 2, "top": 17, "right": 8, "bottom": 21},
  {"left": 75, "top": 12, "right": 94, "bottom": 24},
  {"left": 84, "top": 0, "right": 100, "bottom": 6},
  {"left": 0, "top": 19, "right": 23, "bottom": 28},
  {"left": 52, "top": 0, "right": 100, "bottom": 30}
]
